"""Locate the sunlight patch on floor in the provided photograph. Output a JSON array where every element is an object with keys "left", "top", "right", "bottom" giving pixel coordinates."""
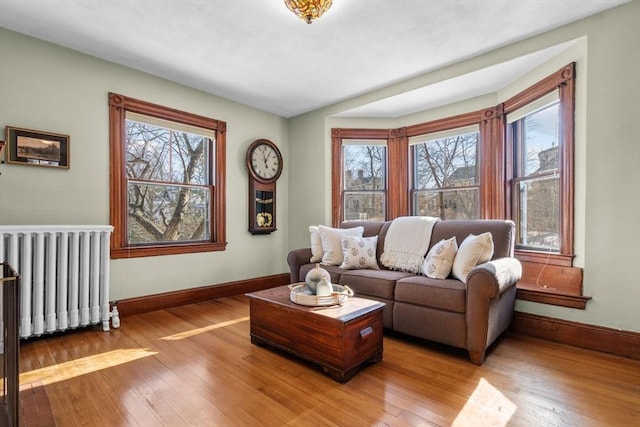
[
  {"left": 20, "top": 348, "right": 157, "bottom": 386},
  {"left": 452, "top": 378, "right": 516, "bottom": 427},
  {"left": 160, "top": 316, "right": 250, "bottom": 340}
]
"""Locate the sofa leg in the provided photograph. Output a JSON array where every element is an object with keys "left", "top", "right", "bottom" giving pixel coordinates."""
[{"left": 469, "top": 350, "right": 485, "bottom": 365}]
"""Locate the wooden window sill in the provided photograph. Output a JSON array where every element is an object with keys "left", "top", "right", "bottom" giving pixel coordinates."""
[
  {"left": 516, "top": 281, "right": 591, "bottom": 309},
  {"left": 111, "top": 242, "right": 227, "bottom": 259},
  {"left": 515, "top": 254, "right": 590, "bottom": 309}
]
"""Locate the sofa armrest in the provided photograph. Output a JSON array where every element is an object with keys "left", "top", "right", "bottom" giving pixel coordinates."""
[
  {"left": 287, "top": 248, "right": 313, "bottom": 283},
  {"left": 466, "top": 256, "right": 522, "bottom": 364},
  {"left": 466, "top": 257, "right": 522, "bottom": 299}
]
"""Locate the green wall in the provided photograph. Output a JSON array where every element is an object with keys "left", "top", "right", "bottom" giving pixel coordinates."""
[
  {"left": 0, "top": 28, "right": 291, "bottom": 301},
  {"left": 289, "top": 1, "right": 640, "bottom": 332},
  {"left": 1, "top": 1, "right": 638, "bottom": 333}
]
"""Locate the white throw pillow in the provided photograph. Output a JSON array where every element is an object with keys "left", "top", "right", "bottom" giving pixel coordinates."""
[
  {"left": 340, "top": 235, "right": 379, "bottom": 270},
  {"left": 452, "top": 232, "right": 494, "bottom": 283},
  {"left": 422, "top": 237, "right": 458, "bottom": 279},
  {"left": 309, "top": 226, "right": 323, "bottom": 262},
  {"left": 319, "top": 225, "right": 364, "bottom": 266}
]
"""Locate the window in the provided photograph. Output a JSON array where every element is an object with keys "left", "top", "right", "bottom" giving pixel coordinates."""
[
  {"left": 504, "top": 63, "right": 575, "bottom": 260},
  {"left": 109, "top": 93, "right": 226, "bottom": 258},
  {"left": 410, "top": 126, "right": 480, "bottom": 219},
  {"left": 342, "top": 140, "right": 386, "bottom": 221},
  {"left": 125, "top": 113, "right": 213, "bottom": 244},
  {"left": 508, "top": 92, "right": 561, "bottom": 251}
]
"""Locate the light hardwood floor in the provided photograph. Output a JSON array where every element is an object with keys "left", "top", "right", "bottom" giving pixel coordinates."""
[{"left": 19, "top": 295, "right": 640, "bottom": 426}]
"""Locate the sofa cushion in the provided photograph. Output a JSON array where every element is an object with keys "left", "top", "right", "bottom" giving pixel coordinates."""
[
  {"left": 422, "top": 237, "right": 458, "bottom": 279},
  {"left": 339, "top": 235, "right": 379, "bottom": 270},
  {"left": 318, "top": 225, "right": 364, "bottom": 266},
  {"left": 339, "top": 269, "right": 413, "bottom": 300},
  {"left": 395, "top": 276, "right": 467, "bottom": 313},
  {"left": 452, "top": 232, "right": 494, "bottom": 283}
]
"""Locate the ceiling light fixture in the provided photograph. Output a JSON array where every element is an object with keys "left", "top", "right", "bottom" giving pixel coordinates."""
[{"left": 284, "top": 0, "right": 333, "bottom": 24}]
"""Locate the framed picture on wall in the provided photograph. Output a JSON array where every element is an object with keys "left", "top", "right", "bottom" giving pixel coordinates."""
[{"left": 5, "top": 126, "right": 70, "bottom": 169}]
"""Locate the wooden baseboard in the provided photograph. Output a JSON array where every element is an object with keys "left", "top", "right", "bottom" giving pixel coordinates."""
[
  {"left": 115, "top": 273, "right": 290, "bottom": 317},
  {"left": 512, "top": 311, "right": 640, "bottom": 360}
]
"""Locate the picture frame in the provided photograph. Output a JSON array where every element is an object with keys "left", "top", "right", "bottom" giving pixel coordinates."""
[{"left": 5, "top": 126, "right": 69, "bottom": 169}]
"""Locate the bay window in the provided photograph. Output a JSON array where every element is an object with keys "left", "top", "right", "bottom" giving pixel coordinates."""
[{"left": 332, "top": 63, "right": 583, "bottom": 307}]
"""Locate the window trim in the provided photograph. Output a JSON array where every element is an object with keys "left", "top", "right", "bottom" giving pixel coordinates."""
[
  {"left": 108, "top": 92, "right": 227, "bottom": 258},
  {"left": 331, "top": 128, "right": 393, "bottom": 226}
]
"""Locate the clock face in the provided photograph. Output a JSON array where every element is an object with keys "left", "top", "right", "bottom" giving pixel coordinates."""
[{"left": 250, "top": 142, "right": 281, "bottom": 181}]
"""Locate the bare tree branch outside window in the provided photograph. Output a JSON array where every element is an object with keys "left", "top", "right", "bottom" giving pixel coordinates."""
[
  {"left": 413, "top": 132, "right": 479, "bottom": 219},
  {"left": 125, "top": 120, "right": 212, "bottom": 244}
]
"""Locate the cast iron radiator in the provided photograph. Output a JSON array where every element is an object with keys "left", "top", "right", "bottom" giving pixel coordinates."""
[{"left": 0, "top": 225, "right": 118, "bottom": 338}]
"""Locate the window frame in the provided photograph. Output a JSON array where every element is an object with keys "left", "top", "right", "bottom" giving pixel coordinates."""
[
  {"left": 331, "top": 128, "right": 394, "bottom": 225},
  {"left": 109, "top": 92, "right": 227, "bottom": 258}
]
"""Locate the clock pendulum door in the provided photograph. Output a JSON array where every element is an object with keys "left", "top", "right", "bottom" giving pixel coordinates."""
[{"left": 249, "top": 180, "right": 276, "bottom": 234}]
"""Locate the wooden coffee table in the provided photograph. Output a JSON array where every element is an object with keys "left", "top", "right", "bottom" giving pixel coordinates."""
[{"left": 246, "top": 285, "right": 385, "bottom": 383}]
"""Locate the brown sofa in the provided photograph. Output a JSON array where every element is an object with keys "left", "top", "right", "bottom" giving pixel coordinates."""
[{"left": 287, "top": 219, "right": 522, "bottom": 365}]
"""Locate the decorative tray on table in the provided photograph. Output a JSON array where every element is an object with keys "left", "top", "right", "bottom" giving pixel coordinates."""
[{"left": 288, "top": 282, "right": 354, "bottom": 307}]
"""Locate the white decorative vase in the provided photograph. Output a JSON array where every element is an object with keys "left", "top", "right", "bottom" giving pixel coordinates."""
[
  {"left": 304, "top": 264, "right": 331, "bottom": 295},
  {"left": 315, "top": 277, "right": 333, "bottom": 297}
]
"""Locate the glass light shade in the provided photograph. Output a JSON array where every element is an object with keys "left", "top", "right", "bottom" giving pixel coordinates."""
[{"left": 284, "top": 0, "right": 333, "bottom": 24}]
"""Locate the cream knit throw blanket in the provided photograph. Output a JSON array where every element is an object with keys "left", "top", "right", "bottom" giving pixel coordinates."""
[{"left": 380, "top": 216, "right": 440, "bottom": 273}]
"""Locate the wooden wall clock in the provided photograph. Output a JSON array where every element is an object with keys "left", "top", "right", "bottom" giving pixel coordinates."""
[{"left": 246, "top": 139, "right": 283, "bottom": 234}]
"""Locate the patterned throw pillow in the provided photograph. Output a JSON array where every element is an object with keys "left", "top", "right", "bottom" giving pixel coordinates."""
[
  {"left": 452, "top": 232, "right": 494, "bottom": 283},
  {"left": 339, "top": 235, "right": 379, "bottom": 270},
  {"left": 422, "top": 237, "right": 458, "bottom": 279}
]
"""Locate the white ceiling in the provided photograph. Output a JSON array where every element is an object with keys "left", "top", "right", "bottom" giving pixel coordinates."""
[{"left": 0, "top": 0, "right": 630, "bottom": 118}]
